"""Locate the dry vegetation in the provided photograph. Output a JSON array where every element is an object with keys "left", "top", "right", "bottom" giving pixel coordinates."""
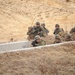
[
  {"left": 0, "top": 0, "right": 75, "bottom": 75},
  {"left": 0, "top": 0, "right": 75, "bottom": 43},
  {"left": 0, "top": 42, "right": 75, "bottom": 75}
]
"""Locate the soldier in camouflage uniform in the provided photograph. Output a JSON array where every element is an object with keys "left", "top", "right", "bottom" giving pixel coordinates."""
[
  {"left": 31, "top": 35, "right": 46, "bottom": 47},
  {"left": 41, "top": 23, "right": 49, "bottom": 36},
  {"left": 70, "top": 27, "right": 75, "bottom": 34},
  {"left": 32, "top": 22, "right": 44, "bottom": 37},
  {"left": 53, "top": 24, "right": 64, "bottom": 35},
  {"left": 27, "top": 27, "right": 35, "bottom": 40},
  {"left": 54, "top": 35, "right": 61, "bottom": 44},
  {"left": 65, "top": 34, "right": 72, "bottom": 41}
]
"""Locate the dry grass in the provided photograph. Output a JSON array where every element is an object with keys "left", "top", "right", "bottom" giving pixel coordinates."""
[{"left": 0, "top": 42, "right": 75, "bottom": 75}]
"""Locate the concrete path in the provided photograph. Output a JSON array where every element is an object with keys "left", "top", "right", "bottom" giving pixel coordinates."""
[
  {"left": 0, "top": 41, "right": 31, "bottom": 53},
  {"left": 0, "top": 41, "right": 75, "bottom": 53}
]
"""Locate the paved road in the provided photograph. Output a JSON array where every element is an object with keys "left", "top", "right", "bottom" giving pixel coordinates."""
[{"left": 0, "top": 41, "right": 31, "bottom": 53}]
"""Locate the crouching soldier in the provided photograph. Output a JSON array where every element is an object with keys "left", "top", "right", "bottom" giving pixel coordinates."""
[
  {"left": 65, "top": 34, "right": 72, "bottom": 41},
  {"left": 41, "top": 23, "right": 49, "bottom": 36},
  {"left": 33, "top": 22, "right": 44, "bottom": 37},
  {"left": 27, "top": 27, "right": 35, "bottom": 40},
  {"left": 53, "top": 24, "right": 64, "bottom": 35},
  {"left": 31, "top": 35, "right": 46, "bottom": 47},
  {"left": 54, "top": 35, "right": 61, "bottom": 44}
]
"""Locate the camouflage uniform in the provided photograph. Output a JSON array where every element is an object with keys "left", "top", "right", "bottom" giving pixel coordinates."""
[
  {"left": 32, "top": 24, "right": 44, "bottom": 37},
  {"left": 70, "top": 27, "right": 75, "bottom": 34},
  {"left": 53, "top": 28, "right": 64, "bottom": 35},
  {"left": 65, "top": 34, "right": 72, "bottom": 41},
  {"left": 27, "top": 27, "right": 35, "bottom": 40},
  {"left": 41, "top": 23, "right": 49, "bottom": 36},
  {"left": 54, "top": 35, "right": 61, "bottom": 44},
  {"left": 31, "top": 35, "right": 46, "bottom": 47},
  {"left": 53, "top": 24, "right": 64, "bottom": 35},
  {"left": 32, "top": 40, "right": 46, "bottom": 47}
]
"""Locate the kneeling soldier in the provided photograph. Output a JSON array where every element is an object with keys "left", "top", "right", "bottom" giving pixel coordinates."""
[
  {"left": 27, "top": 27, "right": 35, "bottom": 40},
  {"left": 32, "top": 35, "right": 46, "bottom": 47},
  {"left": 33, "top": 22, "right": 44, "bottom": 37},
  {"left": 41, "top": 23, "right": 49, "bottom": 36},
  {"left": 54, "top": 35, "right": 61, "bottom": 44},
  {"left": 53, "top": 24, "right": 64, "bottom": 35}
]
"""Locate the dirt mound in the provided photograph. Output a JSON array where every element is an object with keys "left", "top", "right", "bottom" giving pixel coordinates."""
[
  {"left": 0, "top": 42, "right": 75, "bottom": 75},
  {"left": 0, "top": 0, "right": 75, "bottom": 43},
  {"left": 42, "top": 35, "right": 55, "bottom": 44}
]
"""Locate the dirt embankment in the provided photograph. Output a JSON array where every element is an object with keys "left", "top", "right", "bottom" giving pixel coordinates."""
[
  {"left": 0, "top": 42, "right": 75, "bottom": 75},
  {"left": 0, "top": 0, "right": 75, "bottom": 43}
]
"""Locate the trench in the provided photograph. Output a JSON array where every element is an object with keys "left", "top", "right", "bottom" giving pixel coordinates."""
[{"left": 0, "top": 41, "right": 75, "bottom": 53}]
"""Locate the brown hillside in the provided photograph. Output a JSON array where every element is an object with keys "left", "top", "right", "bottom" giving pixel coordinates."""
[
  {"left": 0, "top": 42, "right": 75, "bottom": 75},
  {"left": 0, "top": 0, "right": 75, "bottom": 42}
]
